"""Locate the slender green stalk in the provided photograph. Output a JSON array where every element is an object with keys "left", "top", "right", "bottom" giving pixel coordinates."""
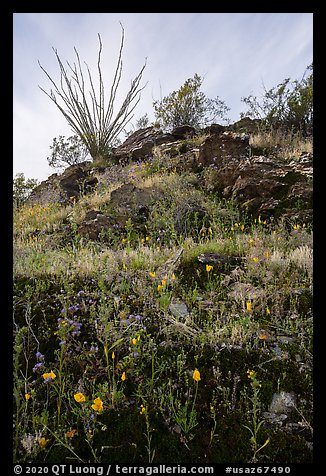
[{"left": 38, "top": 25, "right": 146, "bottom": 161}]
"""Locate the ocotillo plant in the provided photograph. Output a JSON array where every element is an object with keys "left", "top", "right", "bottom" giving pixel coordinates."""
[{"left": 38, "top": 24, "right": 146, "bottom": 162}]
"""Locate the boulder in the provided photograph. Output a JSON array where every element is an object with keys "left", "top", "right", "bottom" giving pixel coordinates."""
[
  {"left": 111, "top": 127, "right": 177, "bottom": 162},
  {"left": 171, "top": 125, "right": 197, "bottom": 139},
  {"left": 203, "top": 152, "right": 313, "bottom": 221},
  {"left": 198, "top": 131, "right": 250, "bottom": 166},
  {"left": 58, "top": 164, "right": 98, "bottom": 199},
  {"left": 77, "top": 211, "right": 119, "bottom": 241},
  {"left": 27, "top": 162, "right": 98, "bottom": 205},
  {"left": 229, "top": 116, "right": 262, "bottom": 134},
  {"left": 202, "top": 123, "right": 227, "bottom": 135},
  {"left": 77, "top": 183, "right": 162, "bottom": 243}
]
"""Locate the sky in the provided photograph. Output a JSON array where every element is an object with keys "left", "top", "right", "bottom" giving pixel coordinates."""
[{"left": 13, "top": 12, "right": 313, "bottom": 182}]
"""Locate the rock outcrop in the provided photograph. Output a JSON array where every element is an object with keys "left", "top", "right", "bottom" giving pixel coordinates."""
[
  {"left": 110, "top": 127, "right": 176, "bottom": 163},
  {"left": 28, "top": 162, "right": 97, "bottom": 205},
  {"left": 77, "top": 183, "right": 162, "bottom": 243},
  {"left": 27, "top": 121, "right": 313, "bottom": 225},
  {"left": 203, "top": 151, "right": 312, "bottom": 221}
]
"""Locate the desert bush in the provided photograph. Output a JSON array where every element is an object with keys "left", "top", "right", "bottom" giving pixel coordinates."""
[
  {"left": 241, "top": 64, "right": 313, "bottom": 136},
  {"left": 153, "top": 73, "right": 230, "bottom": 130}
]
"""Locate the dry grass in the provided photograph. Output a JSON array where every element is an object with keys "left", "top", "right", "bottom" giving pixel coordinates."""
[{"left": 250, "top": 128, "right": 313, "bottom": 160}]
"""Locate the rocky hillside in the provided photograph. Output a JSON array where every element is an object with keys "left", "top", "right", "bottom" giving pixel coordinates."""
[
  {"left": 13, "top": 120, "right": 313, "bottom": 464},
  {"left": 28, "top": 120, "right": 313, "bottom": 229}
]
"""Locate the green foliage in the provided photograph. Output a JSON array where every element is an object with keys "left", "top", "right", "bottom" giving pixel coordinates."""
[
  {"left": 13, "top": 147, "right": 313, "bottom": 463},
  {"left": 13, "top": 173, "right": 39, "bottom": 208},
  {"left": 47, "top": 135, "right": 89, "bottom": 170},
  {"left": 241, "top": 64, "right": 313, "bottom": 135},
  {"left": 153, "top": 73, "right": 230, "bottom": 130}
]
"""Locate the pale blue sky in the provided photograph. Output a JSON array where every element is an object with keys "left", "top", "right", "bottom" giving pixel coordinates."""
[{"left": 13, "top": 12, "right": 313, "bottom": 181}]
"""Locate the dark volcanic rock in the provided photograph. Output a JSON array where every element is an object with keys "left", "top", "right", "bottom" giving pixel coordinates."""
[
  {"left": 198, "top": 131, "right": 250, "bottom": 166},
  {"left": 111, "top": 127, "right": 177, "bottom": 162},
  {"left": 27, "top": 162, "right": 97, "bottom": 205},
  {"left": 171, "top": 125, "right": 197, "bottom": 139}
]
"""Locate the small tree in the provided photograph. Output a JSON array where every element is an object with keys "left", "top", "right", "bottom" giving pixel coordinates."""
[
  {"left": 47, "top": 135, "right": 89, "bottom": 170},
  {"left": 38, "top": 24, "right": 147, "bottom": 162},
  {"left": 153, "top": 74, "right": 230, "bottom": 131},
  {"left": 241, "top": 64, "right": 313, "bottom": 135},
  {"left": 13, "top": 173, "right": 39, "bottom": 208}
]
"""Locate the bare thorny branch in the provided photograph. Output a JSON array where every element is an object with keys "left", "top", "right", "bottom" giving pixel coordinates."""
[{"left": 38, "top": 25, "right": 147, "bottom": 161}]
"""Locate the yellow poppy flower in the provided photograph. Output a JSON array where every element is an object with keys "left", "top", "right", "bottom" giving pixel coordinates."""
[
  {"left": 121, "top": 371, "right": 127, "bottom": 381},
  {"left": 74, "top": 392, "right": 86, "bottom": 403},
  {"left": 42, "top": 370, "right": 56, "bottom": 381},
  {"left": 39, "top": 437, "right": 49, "bottom": 448},
  {"left": 66, "top": 429, "right": 77, "bottom": 439},
  {"left": 206, "top": 264, "right": 213, "bottom": 273},
  {"left": 91, "top": 397, "right": 104, "bottom": 412},
  {"left": 193, "top": 369, "right": 201, "bottom": 382}
]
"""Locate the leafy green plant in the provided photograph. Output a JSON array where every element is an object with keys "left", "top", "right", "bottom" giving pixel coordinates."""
[
  {"left": 168, "top": 368, "right": 201, "bottom": 445},
  {"left": 153, "top": 73, "right": 229, "bottom": 130},
  {"left": 47, "top": 135, "right": 89, "bottom": 170},
  {"left": 241, "top": 64, "right": 313, "bottom": 136},
  {"left": 13, "top": 173, "right": 39, "bottom": 208},
  {"left": 243, "top": 370, "right": 270, "bottom": 462}
]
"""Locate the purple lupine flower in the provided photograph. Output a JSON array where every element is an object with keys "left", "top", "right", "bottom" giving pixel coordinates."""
[{"left": 33, "top": 362, "right": 44, "bottom": 372}]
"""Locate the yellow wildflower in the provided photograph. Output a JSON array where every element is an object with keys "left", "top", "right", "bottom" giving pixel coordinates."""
[
  {"left": 259, "top": 334, "right": 268, "bottom": 341},
  {"left": 42, "top": 370, "right": 56, "bottom": 381},
  {"left": 246, "top": 301, "right": 252, "bottom": 312},
  {"left": 149, "top": 271, "right": 156, "bottom": 278},
  {"left": 206, "top": 264, "right": 213, "bottom": 273},
  {"left": 157, "top": 284, "right": 163, "bottom": 292},
  {"left": 171, "top": 273, "right": 176, "bottom": 281},
  {"left": 66, "top": 429, "right": 77, "bottom": 439},
  {"left": 91, "top": 397, "right": 104, "bottom": 412},
  {"left": 112, "top": 351, "right": 115, "bottom": 360},
  {"left": 121, "top": 371, "right": 127, "bottom": 382},
  {"left": 140, "top": 404, "right": 146, "bottom": 415},
  {"left": 161, "top": 279, "right": 167, "bottom": 286},
  {"left": 247, "top": 369, "right": 255, "bottom": 379},
  {"left": 253, "top": 257, "right": 259, "bottom": 263},
  {"left": 132, "top": 338, "right": 137, "bottom": 345},
  {"left": 25, "top": 393, "right": 31, "bottom": 401},
  {"left": 39, "top": 437, "right": 49, "bottom": 449},
  {"left": 74, "top": 392, "right": 86, "bottom": 403},
  {"left": 193, "top": 369, "right": 201, "bottom": 382}
]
